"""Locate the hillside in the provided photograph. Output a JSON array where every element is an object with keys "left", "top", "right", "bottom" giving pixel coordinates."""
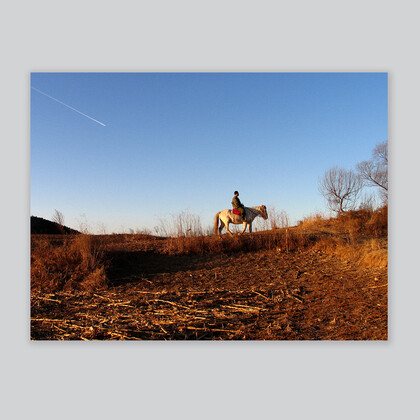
[
  {"left": 30, "top": 210, "right": 387, "bottom": 340},
  {"left": 31, "top": 216, "right": 79, "bottom": 235}
]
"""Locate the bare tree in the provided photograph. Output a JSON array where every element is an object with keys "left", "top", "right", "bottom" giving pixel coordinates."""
[
  {"left": 357, "top": 141, "right": 388, "bottom": 202},
  {"left": 52, "top": 209, "right": 65, "bottom": 234},
  {"left": 319, "top": 167, "right": 363, "bottom": 213}
]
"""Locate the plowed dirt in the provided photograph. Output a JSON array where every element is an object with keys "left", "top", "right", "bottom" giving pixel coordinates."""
[{"left": 31, "top": 236, "right": 387, "bottom": 340}]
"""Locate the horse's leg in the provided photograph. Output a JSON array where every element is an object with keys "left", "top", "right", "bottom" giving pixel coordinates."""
[
  {"left": 218, "top": 221, "right": 225, "bottom": 237},
  {"left": 225, "top": 222, "right": 234, "bottom": 236},
  {"left": 248, "top": 223, "right": 253, "bottom": 234},
  {"left": 239, "top": 222, "right": 247, "bottom": 235}
]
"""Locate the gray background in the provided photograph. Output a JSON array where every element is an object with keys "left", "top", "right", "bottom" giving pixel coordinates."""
[{"left": 1, "top": 1, "right": 417, "bottom": 419}]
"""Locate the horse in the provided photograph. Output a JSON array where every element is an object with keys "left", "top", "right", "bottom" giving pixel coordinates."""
[{"left": 214, "top": 205, "right": 268, "bottom": 236}]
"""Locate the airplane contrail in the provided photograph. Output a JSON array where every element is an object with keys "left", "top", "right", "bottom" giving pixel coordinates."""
[{"left": 31, "top": 86, "right": 106, "bottom": 126}]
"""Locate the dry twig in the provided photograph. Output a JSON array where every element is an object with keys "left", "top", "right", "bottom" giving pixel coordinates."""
[{"left": 153, "top": 299, "right": 191, "bottom": 310}]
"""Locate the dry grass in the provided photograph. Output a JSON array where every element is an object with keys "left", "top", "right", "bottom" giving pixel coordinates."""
[
  {"left": 31, "top": 234, "right": 108, "bottom": 292},
  {"left": 162, "top": 206, "right": 387, "bottom": 266},
  {"left": 160, "top": 228, "right": 314, "bottom": 255},
  {"left": 301, "top": 206, "right": 388, "bottom": 268},
  {"left": 360, "top": 239, "right": 388, "bottom": 267},
  {"left": 297, "top": 212, "right": 328, "bottom": 229},
  {"left": 31, "top": 206, "right": 387, "bottom": 293},
  {"left": 313, "top": 236, "right": 387, "bottom": 268}
]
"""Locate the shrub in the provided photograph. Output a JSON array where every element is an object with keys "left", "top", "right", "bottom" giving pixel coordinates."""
[
  {"left": 312, "top": 234, "right": 387, "bottom": 268},
  {"left": 31, "top": 235, "right": 108, "bottom": 292},
  {"left": 365, "top": 205, "right": 388, "bottom": 237},
  {"left": 158, "top": 228, "right": 314, "bottom": 256},
  {"left": 360, "top": 239, "right": 388, "bottom": 267}
]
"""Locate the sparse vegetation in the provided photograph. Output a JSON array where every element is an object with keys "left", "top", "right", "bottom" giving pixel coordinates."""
[
  {"left": 31, "top": 199, "right": 387, "bottom": 340},
  {"left": 31, "top": 234, "right": 107, "bottom": 292},
  {"left": 31, "top": 205, "right": 387, "bottom": 292}
]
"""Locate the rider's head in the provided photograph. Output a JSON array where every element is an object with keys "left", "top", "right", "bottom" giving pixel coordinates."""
[{"left": 234, "top": 191, "right": 239, "bottom": 196}]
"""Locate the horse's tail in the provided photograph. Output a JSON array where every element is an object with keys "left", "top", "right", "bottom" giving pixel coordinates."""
[{"left": 214, "top": 211, "right": 221, "bottom": 235}]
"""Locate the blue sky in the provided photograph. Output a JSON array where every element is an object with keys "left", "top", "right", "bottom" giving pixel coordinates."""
[{"left": 31, "top": 73, "right": 387, "bottom": 233}]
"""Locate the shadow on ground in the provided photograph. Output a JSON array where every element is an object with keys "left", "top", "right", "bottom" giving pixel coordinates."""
[{"left": 105, "top": 250, "right": 227, "bottom": 286}]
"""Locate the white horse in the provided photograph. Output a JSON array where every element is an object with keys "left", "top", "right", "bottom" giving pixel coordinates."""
[{"left": 214, "top": 205, "right": 268, "bottom": 236}]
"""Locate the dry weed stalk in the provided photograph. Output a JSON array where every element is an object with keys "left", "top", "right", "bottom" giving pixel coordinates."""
[{"left": 31, "top": 234, "right": 108, "bottom": 292}]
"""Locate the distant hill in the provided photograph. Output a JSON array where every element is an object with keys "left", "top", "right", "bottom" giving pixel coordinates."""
[{"left": 31, "top": 216, "right": 80, "bottom": 234}]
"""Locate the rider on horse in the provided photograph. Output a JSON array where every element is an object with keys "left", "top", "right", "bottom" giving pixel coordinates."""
[{"left": 232, "top": 191, "right": 246, "bottom": 222}]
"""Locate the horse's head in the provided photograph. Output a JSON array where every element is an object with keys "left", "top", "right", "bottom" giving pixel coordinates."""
[{"left": 260, "top": 205, "right": 268, "bottom": 220}]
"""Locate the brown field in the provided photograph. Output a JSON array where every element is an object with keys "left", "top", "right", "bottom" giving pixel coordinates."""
[{"left": 31, "top": 207, "right": 387, "bottom": 340}]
